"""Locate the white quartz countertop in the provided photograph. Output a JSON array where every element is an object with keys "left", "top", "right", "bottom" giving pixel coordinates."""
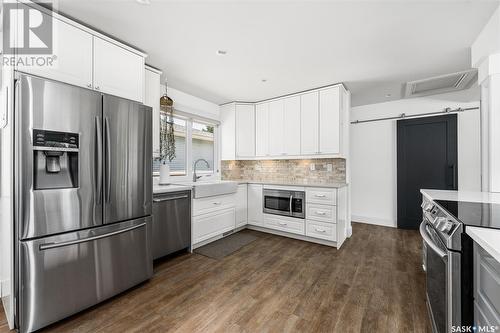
[
  {"left": 236, "top": 180, "right": 348, "bottom": 188},
  {"left": 153, "top": 184, "right": 192, "bottom": 195},
  {"left": 153, "top": 180, "right": 348, "bottom": 194},
  {"left": 466, "top": 227, "right": 500, "bottom": 263},
  {"left": 420, "top": 189, "right": 500, "bottom": 204}
]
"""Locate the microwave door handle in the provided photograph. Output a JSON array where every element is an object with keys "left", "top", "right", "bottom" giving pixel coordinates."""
[
  {"left": 289, "top": 195, "right": 293, "bottom": 214},
  {"left": 419, "top": 221, "right": 447, "bottom": 259}
]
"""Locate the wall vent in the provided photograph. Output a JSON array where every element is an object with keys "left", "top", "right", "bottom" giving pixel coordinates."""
[{"left": 404, "top": 69, "right": 477, "bottom": 98}]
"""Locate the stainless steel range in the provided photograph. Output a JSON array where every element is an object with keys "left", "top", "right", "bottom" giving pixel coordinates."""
[
  {"left": 13, "top": 73, "right": 153, "bottom": 333},
  {"left": 419, "top": 193, "right": 500, "bottom": 332}
]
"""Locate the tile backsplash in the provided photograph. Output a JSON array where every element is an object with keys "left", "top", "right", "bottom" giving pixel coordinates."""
[{"left": 221, "top": 158, "right": 346, "bottom": 183}]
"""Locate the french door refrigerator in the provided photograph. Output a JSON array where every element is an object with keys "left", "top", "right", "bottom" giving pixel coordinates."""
[{"left": 14, "top": 73, "right": 153, "bottom": 333}]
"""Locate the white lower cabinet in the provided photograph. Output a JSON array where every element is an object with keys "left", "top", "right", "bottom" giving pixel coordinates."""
[
  {"left": 193, "top": 208, "right": 236, "bottom": 244},
  {"left": 474, "top": 244, "right": 500, "bottom": 327},
  {"left": 306, "top": 203, "right": 337, "bottom": 223},
  {"left": 236, "top": 184, "right": 248, "bottom": 228},
  {"left": 193, "top": 194, "right": 236, "bottom": 216},
  {"left": 194, "top": 184, "right": 348, "bottom": 248},
  {"left": 306, "top": 220, "right": 337, "bottom": 241},
  {"left": 264, "top": 215, "right": 305, "bottom": 235},
  {"left": 248, "top": 184, "right": 263, "bottom": 226}
]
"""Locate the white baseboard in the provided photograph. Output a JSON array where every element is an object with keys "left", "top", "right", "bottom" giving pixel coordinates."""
[{"left": 351, "top": 215, "right": 396, "bottom": 228}]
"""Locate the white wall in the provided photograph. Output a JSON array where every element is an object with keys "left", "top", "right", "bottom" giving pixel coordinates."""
[
  {"left": 160, "top": 85, "right": 220, "bottom": 120},
  {"left": 350, "top": 88, "right": 481, "bottom": 227}
]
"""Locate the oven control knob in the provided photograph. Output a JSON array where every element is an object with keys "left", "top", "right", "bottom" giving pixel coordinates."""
[
  {"left": 433, "top": 217, "right": 446, "bottom": 226},
  {"left": 440, "top": 221, "right": 454, "bottom": 234}
]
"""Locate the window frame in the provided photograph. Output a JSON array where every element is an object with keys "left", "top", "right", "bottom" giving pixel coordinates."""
[
  {"left": 191, "top": 119, "right": 217, "bottom": 176},
  {"left": 153, "top": 114, "right": 219, "bottom": 181}
]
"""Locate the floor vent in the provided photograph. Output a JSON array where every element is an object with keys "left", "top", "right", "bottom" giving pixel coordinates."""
[{"left": 404, "top": 69, "right": 477, "bottom": 98}]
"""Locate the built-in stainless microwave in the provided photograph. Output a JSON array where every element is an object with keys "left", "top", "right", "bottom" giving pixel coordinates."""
[{"left": 263, "top": 189, "right": 305, "bottom": 219}]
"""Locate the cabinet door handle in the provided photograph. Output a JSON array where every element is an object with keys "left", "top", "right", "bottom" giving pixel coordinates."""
[
  {"left": 315, "top": 211, "right": 326, "bottom": 215},
  {"left": 212, "top": 202, "right": 222, "bottom": 205},
  {"left": 315, "top": 228, "right": 326, "bottom": 233},
  {"left": 315, "top": 194, "right": 326, "bottom": 198},
  {"left": 278, "top": 222, "right": 287, "bottom": 226}
]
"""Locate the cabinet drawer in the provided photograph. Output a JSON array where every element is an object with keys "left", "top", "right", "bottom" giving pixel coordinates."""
[
  {"left": 306, "top": 188, "right": 337, "bottom": 205},
  {"left": 306, "top": 220, "right": 337, "bottom": 241},
  {"left": 193, "top": 194, "right": 236, "bottom": 216},
  {"left": 474, "top": 244, "right": 500, "bottom": 325},
  {"left": 306, "top": 203, "right": 336, "bottom": 223},
  {"left": 263, "top": 215, "right": 305, "bottom": 235},
  {"left": 193, "top": 208, "right": 235, "bottom": 244}
]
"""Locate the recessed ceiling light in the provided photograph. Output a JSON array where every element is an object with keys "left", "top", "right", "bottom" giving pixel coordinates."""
[
  {"left": 385, "top": 94, "right": 392, "bottom": 98},
  {"left": 216, "top": 50, "right": 227, "bottom": 55},
  {"left": 261, "top": 79, "right": 267, "bottom": 83},
  {"left": 136, "top": 0, "right": 151, "bottom": 5}
]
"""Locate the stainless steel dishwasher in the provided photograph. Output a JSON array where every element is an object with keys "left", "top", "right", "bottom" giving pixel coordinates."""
[{"left": 152, "top": 190, "right": 191, "bottom": 260}]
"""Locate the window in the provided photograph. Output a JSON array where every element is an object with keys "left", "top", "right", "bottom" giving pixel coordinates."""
[
  {"left": 154, "top": 114, "right": 218, "bottom": 178},
  {"left": 192, "top": 121, "right": 215, "bottom": 173},
  {"left": 153, "top": 116, "right": 187, "bottom": 175}
]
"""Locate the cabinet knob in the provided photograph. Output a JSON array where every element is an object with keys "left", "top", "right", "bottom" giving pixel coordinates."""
[
  {"left": 87, "top": 84, "right": 92, "bottom": 88},
  {"left": 95, "top": 86, "right": 100, "bottom": 91}
]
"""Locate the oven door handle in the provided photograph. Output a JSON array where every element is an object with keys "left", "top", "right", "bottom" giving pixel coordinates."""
[{"left": 419, "top": 221, "right": 447, "bottom": 259}]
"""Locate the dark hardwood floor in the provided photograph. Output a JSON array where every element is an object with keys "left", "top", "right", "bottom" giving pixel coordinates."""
[{"left": 1, "top": 222, "right": 430, "bottom": 332}]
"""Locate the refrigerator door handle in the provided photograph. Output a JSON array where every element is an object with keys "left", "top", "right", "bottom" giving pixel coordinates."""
[
  {"left": 39, "top": 222, "right": 146, "bottom": 251},
  {"left": 95, "top": 116, "right": 103, "bottom": 205},
  {"left": 104, "top": 117, "right": 111, "bottom": 203}
]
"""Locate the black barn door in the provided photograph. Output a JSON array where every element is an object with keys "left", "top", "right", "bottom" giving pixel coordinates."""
[{"left": 397, "top": 115, "right": 457, "bottom": 229}]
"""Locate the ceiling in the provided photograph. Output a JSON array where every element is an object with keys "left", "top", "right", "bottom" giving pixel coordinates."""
[{"left": 55, "top": 0, "right": 498, "bottom": 106}]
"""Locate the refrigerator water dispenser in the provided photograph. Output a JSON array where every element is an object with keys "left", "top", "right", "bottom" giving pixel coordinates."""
[{"left": 33, "top": 129, "right": 79, "bottom": 190}]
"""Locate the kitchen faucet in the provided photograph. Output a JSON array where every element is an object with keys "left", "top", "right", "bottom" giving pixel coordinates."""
[{"left": 193, "top": 159, "right": 210, "bottom": 182}]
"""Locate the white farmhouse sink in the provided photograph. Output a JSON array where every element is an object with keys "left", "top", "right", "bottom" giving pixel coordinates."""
[{"left": 177, "top": 180, "right": 238, "bottom": 198}]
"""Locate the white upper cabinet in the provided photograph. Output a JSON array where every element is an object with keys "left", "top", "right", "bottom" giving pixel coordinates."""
[
  {"left": 144, "top": 67, "right": 161, "bottom": 155},
  {"left": 235, "top": 104, "right": 255, "bottom": 158},
  {"left": 220, "top": 103, "right": 236, "bottom": 160},
  {"left": 283, "top": 96, "right": 301, "bottom": 155},
  {"left": 319, "top": 86, "right": 341, "bottom": 154},
  {"left": 255, "top": 103, "right": 270, "bottom": 157},
  {"left": 14, "top": 4, "right": 147, "bottom": 102},
  {"left": 300, "top": 91, "right": 319, "bottom": 155},
  {"left": 219, "top": 84, "right": 348, "bottom": 160},
  {"left": 19, "top": 15, "right": 93, "bottom": 89},
  {"left": 268, "top": 99, "right": 284, "bottom": 156},
  {"left": 93, "top": 37, "right": 145, "bottom": 102}
]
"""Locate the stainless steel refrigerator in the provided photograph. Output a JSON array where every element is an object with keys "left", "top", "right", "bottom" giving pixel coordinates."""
[{"left": 14, "top": 73, "right": 153, "bottom": 333}]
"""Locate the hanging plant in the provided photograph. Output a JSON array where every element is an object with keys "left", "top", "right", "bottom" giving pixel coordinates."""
[{"left": 159, "top": 84, "right": 176, "bottom": 164}]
